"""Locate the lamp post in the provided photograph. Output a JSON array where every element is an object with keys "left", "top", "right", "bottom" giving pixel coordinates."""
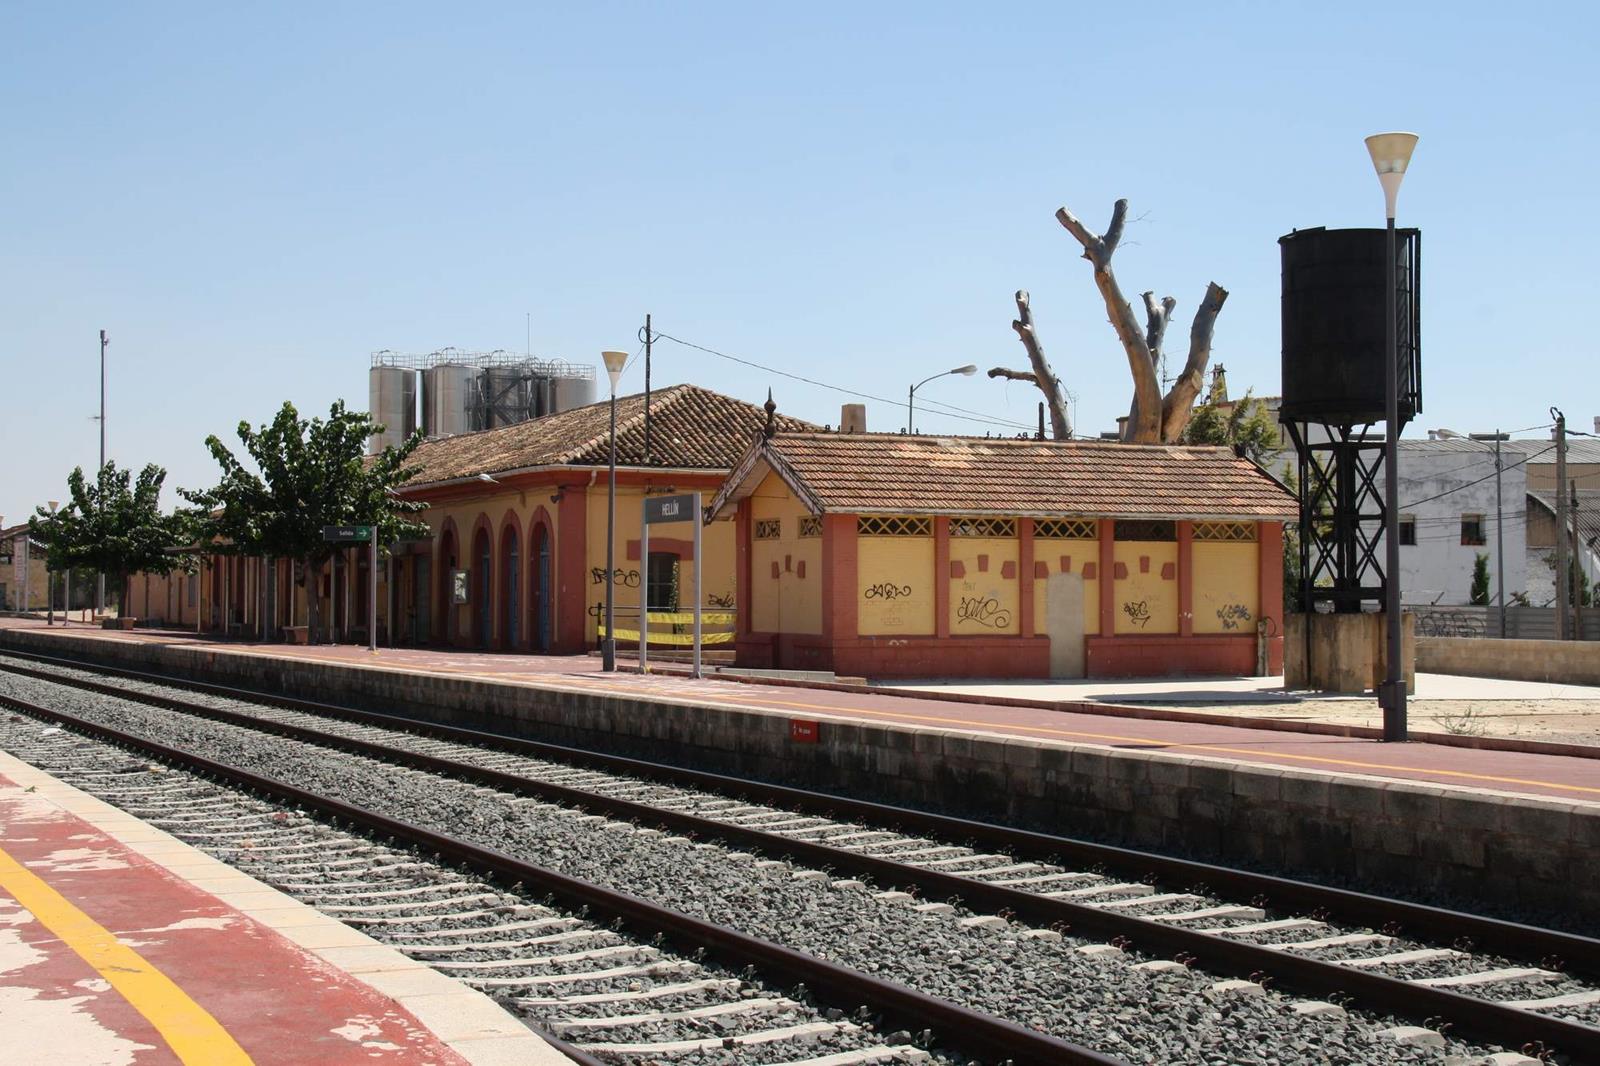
[
  {"left": 907, "top": 365, "right": 978, "bottom": 434},
  {"left": 46, "top": 501, "right": 57, "bottom": 626},
  {"left": 1366, "top": 131, "right": 1419, "bottom": 743},
  {"left": 600, "top": 349, "right": 629, "bottom": 671}
]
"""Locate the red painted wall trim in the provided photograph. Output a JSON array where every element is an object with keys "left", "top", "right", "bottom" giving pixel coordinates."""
[
  {"left": 1177, "top": 519, "right": 1194, "bottom": 638},
  {"left": 1087, "top": 633, "right": 1257, "bottom": 678},
  {"left": 556, "top": 487, "right": 588, "bottom": 653},
  {"left": 819, "top": 511, "right": 835, "bottom": 642},
  {"left": 628, "top": 536, "right": 695, "bottom": 562},
  {"left": 934, "top": 517, "right": 951, "bottom": 639},
  {"left": 1019, "top": 518, "right": 1036, "bottom": 638},
  {"left": 735, "top": 502, "right": 753, "bottom": 638},
  {"left": 1098, "top": 519, "right": 1116, "bottom": 637}
]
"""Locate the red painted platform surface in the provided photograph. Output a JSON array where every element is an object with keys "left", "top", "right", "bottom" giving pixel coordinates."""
[
  {"left": 4, "top": 620, "right": 1599, "bottom": 804},
  {"left": 0, "top": 769, "right": 465, "bottom": 1065}
]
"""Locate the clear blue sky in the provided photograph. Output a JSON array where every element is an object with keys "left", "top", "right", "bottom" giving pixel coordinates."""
[{"left": 3, "top": 2, "right": 1595, "bottom": 523}]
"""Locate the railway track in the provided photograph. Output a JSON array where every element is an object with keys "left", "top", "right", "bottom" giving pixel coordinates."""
[
  {"left": 0, "top": 695, "right": 1109, "bottom": 1066},
  {"left": 3, "top": 651, "right": 1595, "bottom": 1062}
]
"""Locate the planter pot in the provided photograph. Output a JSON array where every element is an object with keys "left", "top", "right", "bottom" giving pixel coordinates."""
[
  {"left": 102, "top": 618, "right": 138, "bottom": 631},
  {"left": 283, "top": 625, "right": 310, "bottom": 645}
]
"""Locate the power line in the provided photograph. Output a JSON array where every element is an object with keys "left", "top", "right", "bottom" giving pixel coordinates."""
[
  {"left": 652, "top": 331, "right": 1035, "bottom": 432},
  {"left": 1400, "top": 445, "right": 1555, "bottom": 510}
]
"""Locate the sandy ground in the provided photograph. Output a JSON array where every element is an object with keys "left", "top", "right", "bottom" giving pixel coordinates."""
[{"left": 890, "top": 674, "right": 1600, "bottom": 747}]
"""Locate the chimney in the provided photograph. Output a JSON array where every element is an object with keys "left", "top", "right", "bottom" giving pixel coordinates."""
[
  {"left": 1593, "top": 416, "right": 1599, "bottom": 434},
  {"left": 840, "top": 404, "right": 867, "bottom": 434}
]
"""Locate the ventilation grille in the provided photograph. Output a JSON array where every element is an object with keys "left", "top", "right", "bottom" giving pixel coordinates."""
[
  {"left": 1034, "top": 518, "right": 1097, "bottom": 540},
  {"left": 950, "top": 517, "right": 1017, "bottom": 538},
  {"left": 857, "top": 516, "right": 933, "bottom": 537},
  {"left": 754, "top": 519, "right": 782, "bottom": 541},
  {"left": 799, "top": 516, "right": 822, "bottom": 538},
  {"left": 1194, "top": 521, "right": 1256, "bottom": 542}
]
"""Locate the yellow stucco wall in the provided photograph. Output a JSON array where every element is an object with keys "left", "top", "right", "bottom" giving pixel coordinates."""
[
  {"left": 857, "top": 529, "right": 934, "bottom": 636},
  {"left": 1193, "top": 540, "right": 1260, "bottom": 634},
  {"left": 583, "top": 486, "right": 737, "bottom": 644},
  {"left": 749, "top": 473, "right": 822, "bottom": 635},
  {"left": 1113, "top": 540, "right": 1179, "bottom": 635},
  {"left": 948, "top": 534, "right": 1019, "bottom": 635},
  {"left": 1031, "top": 531, "right": 1100, "bottom": 636}
]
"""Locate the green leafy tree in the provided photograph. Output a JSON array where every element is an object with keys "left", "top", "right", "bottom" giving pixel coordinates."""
[
  {"left": 183, "top": 400, "right": 428, "bottom": 643},
  {"left": 1179, "top": 390, "right": 1280, "bottom": 463},
  {"left": 30, "top": 463, "right": 194, "bottom": 616},
  {"left": 1469, "top": 552, "right": 1490, "bottom": 605}
]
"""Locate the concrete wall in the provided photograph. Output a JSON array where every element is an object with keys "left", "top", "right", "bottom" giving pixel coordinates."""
[
  {"left": 1420, "top": 635, "right": 1600, "bottom": 686},
  {"left": 4, "top": 626, "right": 1592, "bottom": 928},
  {"left": 1284, "top": 611, "right": 1416, "bottom": 693}
]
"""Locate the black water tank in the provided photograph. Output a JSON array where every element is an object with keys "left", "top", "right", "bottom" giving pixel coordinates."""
[{"left": 1280, "top": 227, "right": 1420, "bottom": 425}]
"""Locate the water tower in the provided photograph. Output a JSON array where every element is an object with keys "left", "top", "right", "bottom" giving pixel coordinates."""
[{"left": 1279, "top": 226, "right": 1420, "bottom": 689}]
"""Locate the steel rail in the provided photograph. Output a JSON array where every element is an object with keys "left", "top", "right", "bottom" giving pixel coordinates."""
[
  {"left": 2, "top": 660, "right": 1597, "bottom": 1060},
  {"left": 2, "top": 649, "right": 1593, "bottom": 979},
  {"left": 0, "top": 689, "right": 1119, "bottom": 1066}
]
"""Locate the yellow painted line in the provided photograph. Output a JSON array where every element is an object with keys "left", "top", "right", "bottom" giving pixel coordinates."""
[{"left": 0, "top": 844, "right": 253, "bottom": 1064}]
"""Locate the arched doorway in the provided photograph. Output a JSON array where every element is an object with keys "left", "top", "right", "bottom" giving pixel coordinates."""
[
  {"left": 531, "top": 523, "right": 552, "bottom": 652},
  {"left": 473, "top": 527, "right": 492, "bottom": 649},
  {"left": 499, "top": 523, "right": 521, "bottom": 651},
  {"left": 437, "top": 528, "right": 457, "bottom": 644}
]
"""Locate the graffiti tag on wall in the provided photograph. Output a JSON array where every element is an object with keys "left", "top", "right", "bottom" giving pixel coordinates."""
[
  {"left": 1122, "top": 600, "right": 1151, "bottom": 628},
  {"left": 956, "top": 595, "right": 1012, "bottom": 629},
  {"left": 1215, "top": 603, "right": 1252, "bottom": 630},
  {"left": 864, "top": 582, "right": 913, "bottom": 600},
  {"left": 707, "top": 591, "right": 735, "bottom": 609},
  {"left": 591, "top": 568, "right": 641, "bottom": 588}
]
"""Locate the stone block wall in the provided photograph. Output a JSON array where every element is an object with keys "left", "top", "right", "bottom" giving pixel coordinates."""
[{"left": 3, "top": 627, "right": 1594, "bottom": 927}]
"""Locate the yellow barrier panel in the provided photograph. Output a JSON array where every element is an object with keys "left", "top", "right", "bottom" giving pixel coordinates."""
[
  {"left": 639, "top": 611, "right": 736, "bottom": 625},
  {"left": 598, "top": 625, "right": 735, "bottom": 646}
]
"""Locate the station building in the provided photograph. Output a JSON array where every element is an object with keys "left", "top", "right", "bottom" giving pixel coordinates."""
[
  {"left": 706, "top": 428, "right": 1296, "bottom": 678},
  {"left": 130, "top": 385, "right": 813, "bottom": 650}
]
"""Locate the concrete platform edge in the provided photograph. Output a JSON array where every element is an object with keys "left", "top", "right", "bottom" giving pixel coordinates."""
[
  {"left": 0, "top": 744, "right": 568, "bottom": 1066},
  {"left": 5, "top": 626, "right": 1597, "bottom": 926}
]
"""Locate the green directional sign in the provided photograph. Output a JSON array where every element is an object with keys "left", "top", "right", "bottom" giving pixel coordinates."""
[{"left": 322, "top": 525, "right": 373, "bottom": 542}]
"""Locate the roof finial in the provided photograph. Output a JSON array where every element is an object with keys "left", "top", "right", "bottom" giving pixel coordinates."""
[{"left": 762, "top": 389, "right": 778, "bottom": 440}]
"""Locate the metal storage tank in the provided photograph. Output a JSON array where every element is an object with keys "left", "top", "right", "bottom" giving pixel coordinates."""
[
  {"left": 368, "top": 367, "right": 417, "bottom": 453},
  {"left": 480, "top": 367, "right": 531, "bottom": 429},
  {"left": 1279, "top": 226, "right": 1421, "bottom": 426},
  {"left": 422, "top": 363, "right": 480, "bottom": 438},
  {"left": 551, "top": 370, "right": 597, "bottom": 413}
]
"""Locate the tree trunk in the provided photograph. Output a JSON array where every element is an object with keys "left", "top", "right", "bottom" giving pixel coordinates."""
[
  {"left": 987, "top": 290, "right": 1071, "bottom": 439},
  {"left": 1158, "top": 282, "right": 1229, "bottom": 441},
  {"left": 1056, "top": 201, "right": 1162, "bottom": 442},
  {"left": 304, "top": 555, "right": 323, "bottom": 644}
]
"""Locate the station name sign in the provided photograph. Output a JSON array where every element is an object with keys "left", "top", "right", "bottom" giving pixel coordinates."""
[{"left": 642, "top": 494, "right": 698, "bottom": 525}]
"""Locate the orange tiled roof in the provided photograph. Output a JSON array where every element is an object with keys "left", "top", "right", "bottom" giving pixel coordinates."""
[
  {"left": 712, "top": 432, "right": 1297, "bottom": 521},
  {"left": 403, "top": 384, "right": 815, "bottom": 486}
]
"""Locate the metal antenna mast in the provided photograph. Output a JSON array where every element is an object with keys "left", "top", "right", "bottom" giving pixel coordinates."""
[{"left": 97, "top": 330, "right": 107, "bottom": 616}]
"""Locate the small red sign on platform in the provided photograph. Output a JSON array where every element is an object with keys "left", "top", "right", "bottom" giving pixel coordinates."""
[{"left": 790, "top": 718, "right": 821, "bottom": 743}]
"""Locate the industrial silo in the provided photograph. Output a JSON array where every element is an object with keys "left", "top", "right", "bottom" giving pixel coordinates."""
[
  {"left": 368, "top": 366, "right": 417, "bottom": 454},
  {"left": 422, "top": 363, "right": 481, "bottom": 438},
  {"left": 550, "top": 362, "right": 597, "bottom": 413}
]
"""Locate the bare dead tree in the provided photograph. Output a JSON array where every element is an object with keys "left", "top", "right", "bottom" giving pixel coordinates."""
[
  {"left": 1055, "top": 199, "right": 1228, "bottom": 443},
  {"left": 987, "top": 290, "right": 1071, "bottom": 439}
]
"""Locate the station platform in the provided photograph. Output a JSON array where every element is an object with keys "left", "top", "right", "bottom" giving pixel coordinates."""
[
  {"left": 2, "top": 619, "right": 1597, "bottom": 925},
  {"left": 0, "top": 745, "right": 566, "bottom": 1065},
  {"left": 5, "top": 619, "right": 1592, "bottom": 802}
]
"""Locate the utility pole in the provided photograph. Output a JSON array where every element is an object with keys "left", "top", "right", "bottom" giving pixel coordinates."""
[
  {"left": 97, "top": 329, "right": 107, "bottom": 616},
  {"left": 1494, "top": 431, "right": 1505, "bottom": 639},
  {"left": 1573, "top": 480, "right": 1585, "bottom": 640},
  {"left": 1553, "top": 409, "right": 1569, "bottom": 640},
  {"left": 642, "top": 314, "right": 653, "bottom": 464}
]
